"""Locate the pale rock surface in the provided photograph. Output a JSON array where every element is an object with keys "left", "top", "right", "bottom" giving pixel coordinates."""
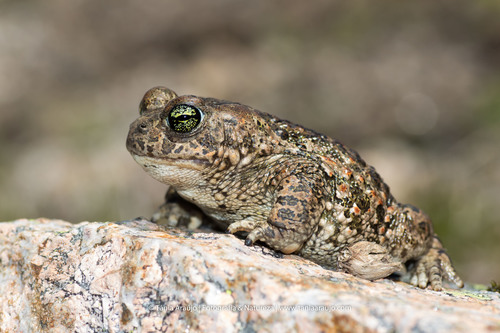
[{"left": 0, "top": 218, "right": 499, "bottom": 333}]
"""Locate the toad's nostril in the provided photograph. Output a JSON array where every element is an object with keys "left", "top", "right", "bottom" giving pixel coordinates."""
[{"left": 139, "top": 122, "right": 148, "bottom": 132}]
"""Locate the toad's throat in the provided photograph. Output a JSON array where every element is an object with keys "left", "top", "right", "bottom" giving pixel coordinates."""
[{"left": 132, "top": 154, "right": 211, "bottom": 189}]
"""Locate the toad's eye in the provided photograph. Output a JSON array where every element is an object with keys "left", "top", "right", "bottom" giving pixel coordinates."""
[{"left": 166, "top": 104, "right": 203, "bottom": 133}]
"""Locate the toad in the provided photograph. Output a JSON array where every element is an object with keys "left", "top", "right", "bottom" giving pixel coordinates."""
[{"left": 126, "top": 87, "right": 463, "bottom": 291}]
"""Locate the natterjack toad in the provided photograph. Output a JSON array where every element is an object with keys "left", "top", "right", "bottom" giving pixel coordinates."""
[{"left": 126, "top": 87, "right": 463, "bottom": 291}]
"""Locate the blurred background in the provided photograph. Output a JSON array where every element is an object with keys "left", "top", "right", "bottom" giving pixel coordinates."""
[{"left": 0, "top": 0, "right": 499, "bottom": 284}]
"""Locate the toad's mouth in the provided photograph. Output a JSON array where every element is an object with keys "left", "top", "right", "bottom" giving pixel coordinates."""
[{"left": 132, "top": 154, "right": 209, "bottom": 171}]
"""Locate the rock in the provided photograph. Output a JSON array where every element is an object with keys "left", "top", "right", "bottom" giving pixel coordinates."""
[{"left": 0, "top": 218, "right": 499, "bottom": 332}]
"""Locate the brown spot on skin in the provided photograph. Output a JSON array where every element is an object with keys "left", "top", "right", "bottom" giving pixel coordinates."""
[{"left": 338, "top": 184, "right": 348, "bottom": 193}]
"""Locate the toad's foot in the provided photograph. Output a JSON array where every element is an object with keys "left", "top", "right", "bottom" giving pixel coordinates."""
[
  {"left": 227, "top": 217, "right": 308, "bottom": 254},
  {"left": 410, "top": 236, "right": 464, "bottom": 291}
]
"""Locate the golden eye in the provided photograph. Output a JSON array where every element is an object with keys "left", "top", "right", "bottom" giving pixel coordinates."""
[{"left": 166, "top": 104, "right": 203, "bottom": 133}]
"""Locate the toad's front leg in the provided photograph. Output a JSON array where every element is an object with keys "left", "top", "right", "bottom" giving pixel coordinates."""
[
  {"left": 152, "top": 187, "right": 205, "bottom": 229},
  {"left": 227, "top": 174, "right": 324, "bottom": 254}
]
